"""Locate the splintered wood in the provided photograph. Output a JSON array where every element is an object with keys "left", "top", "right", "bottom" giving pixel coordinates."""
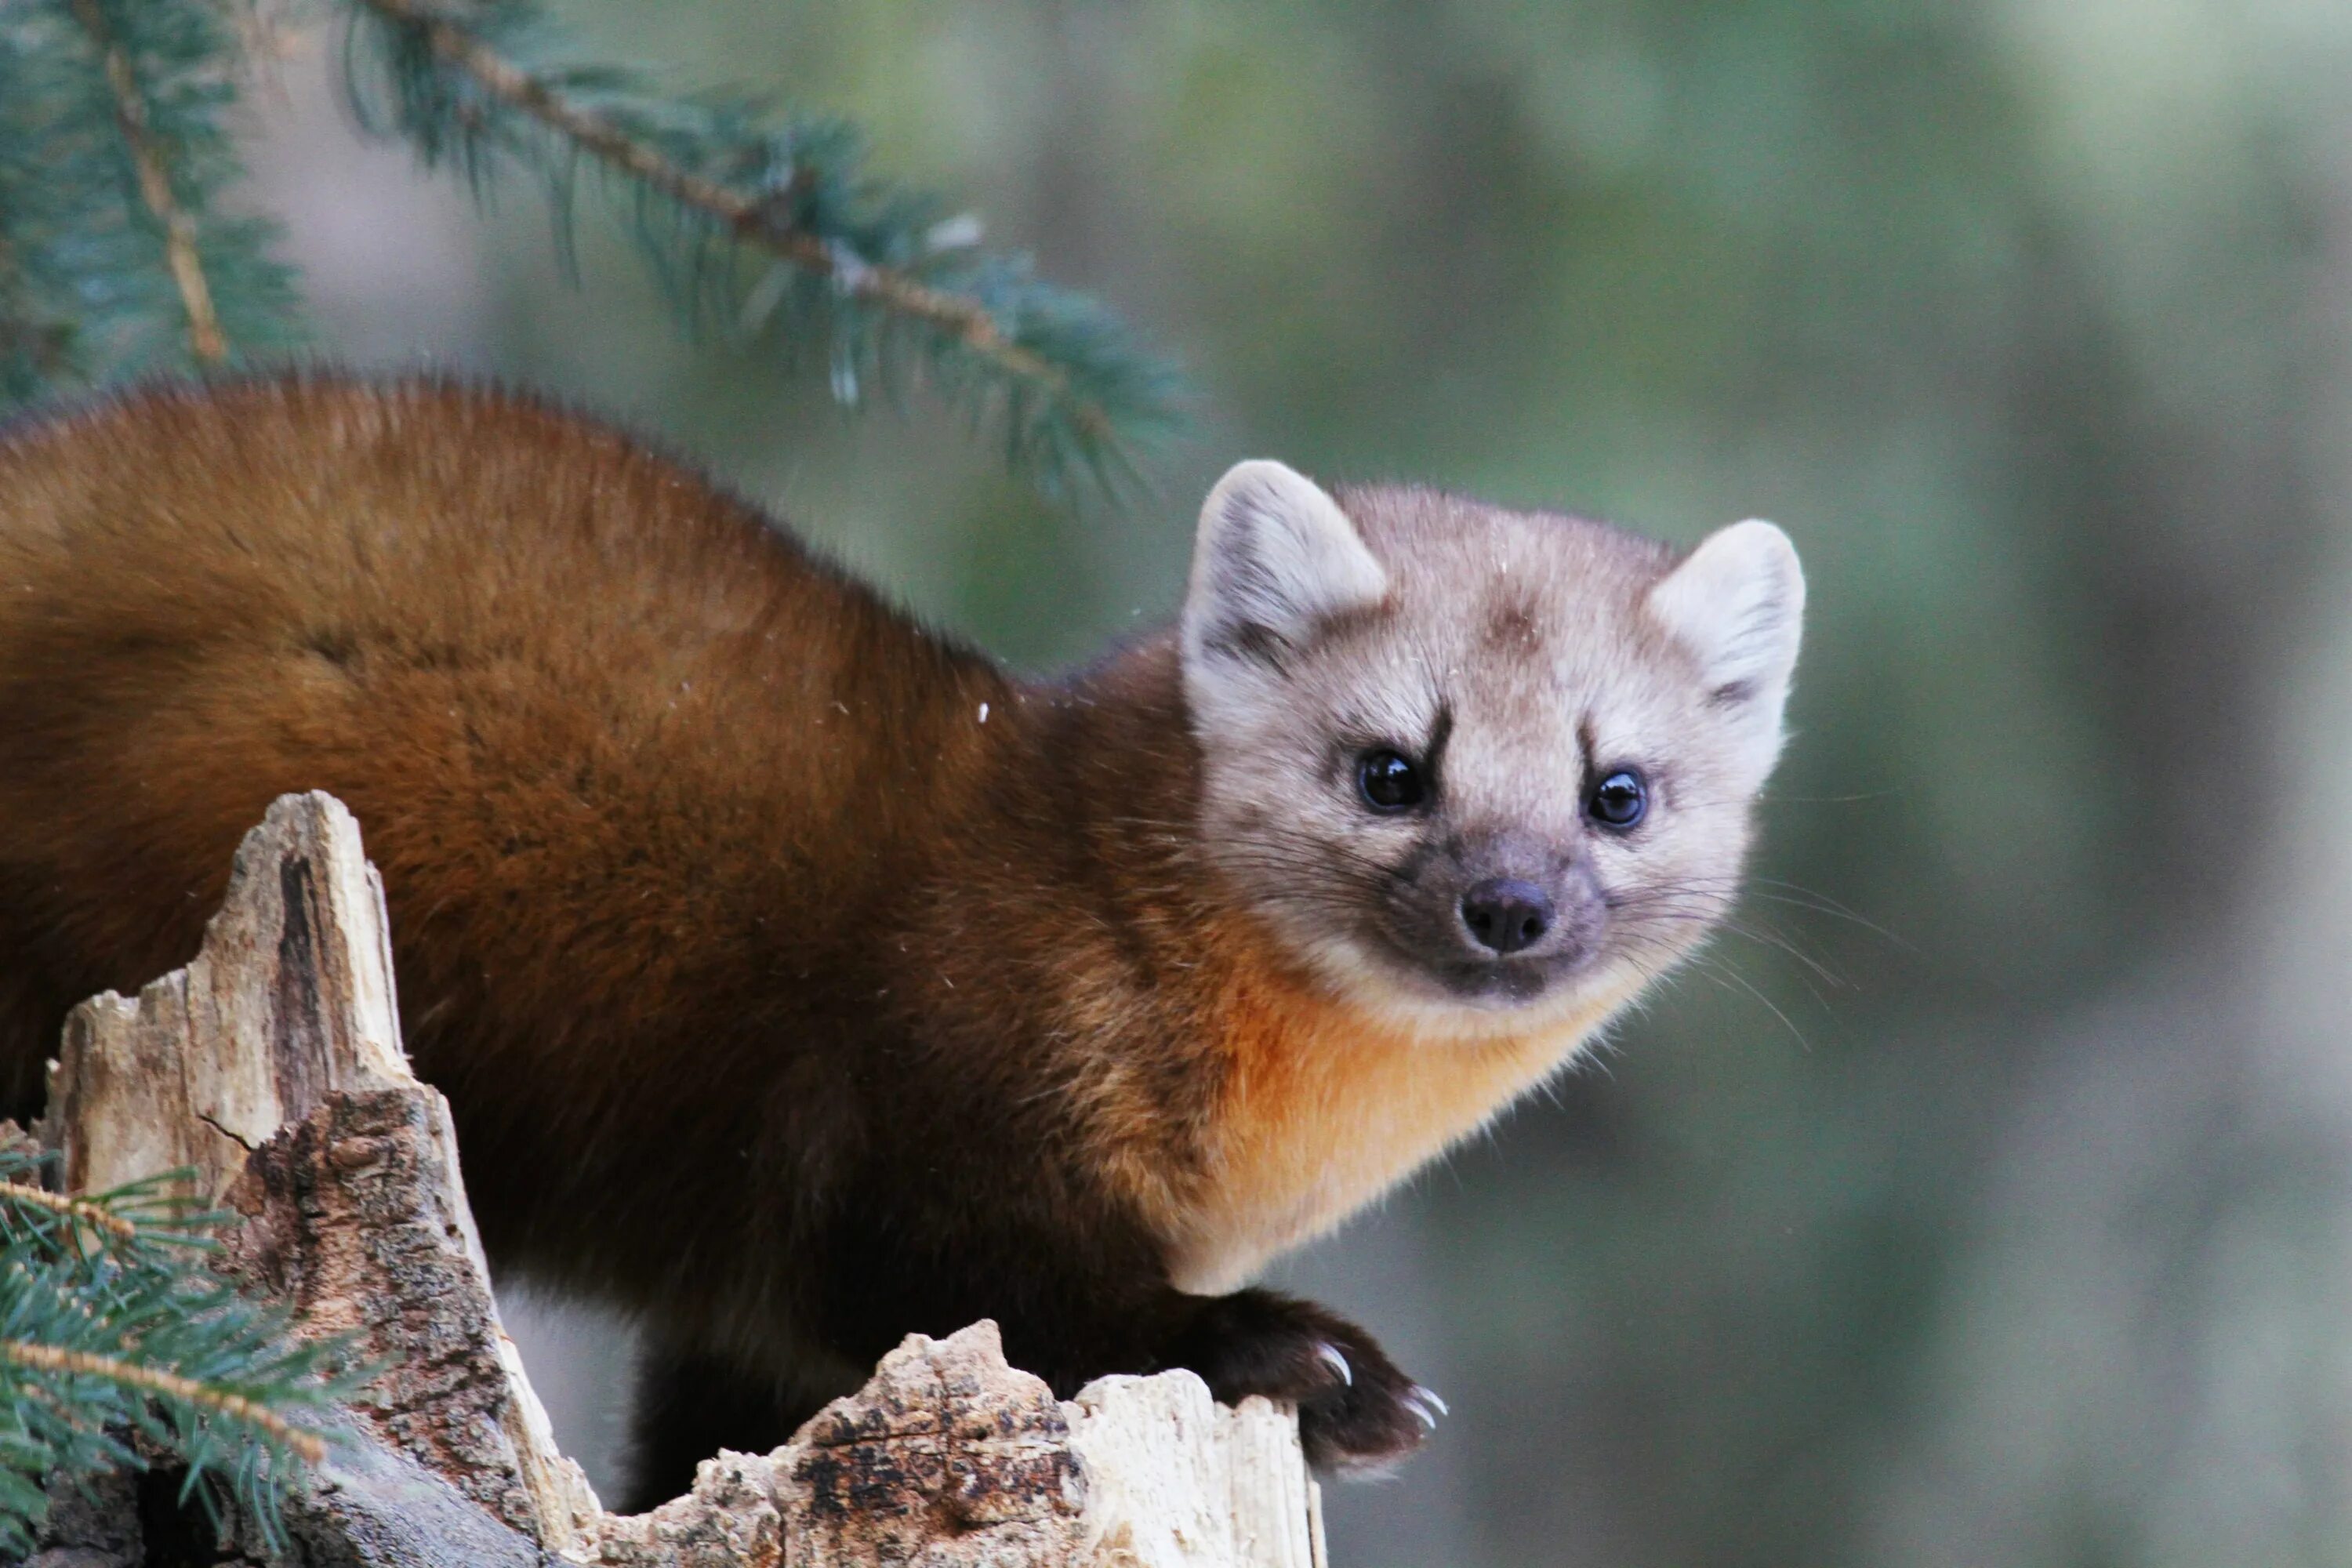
[
  {"left": 41, "top": 789, "right": 408, "bottom": 1203},
  {"left": 37, "top": 792, "right": 601, "bottom": 1559},
  {"left": 31, "top": 791, "right": 1329, "bottom": 1567}
]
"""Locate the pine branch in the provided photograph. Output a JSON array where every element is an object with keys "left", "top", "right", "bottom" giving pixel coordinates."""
[
  {"left": 0, "top": 1179, "right": 140, "bottom": 1243},
  {"left": 0, "top": 16, "right": 117, "bottom": 397},
  {"left": 1, "top": 1341, "right": 328, "bottom": 1465},
  {"left": 0, "top": 1148, "right": 352, "bottom": 1556},
  {"left": 2, "top": 0, "right": 1181, "bottom": 496},
  {"left": 66, "top": 0, "right": 231, "bottom": 365},
  {"left": 361, "top": 0, "right": 1080, "bottom": 417},
  {"left": 336, "top": 0, "right": 1185, "bottom": 496},
  {"left": 0, "top": 0, "right": 298, "bottom": 405}
]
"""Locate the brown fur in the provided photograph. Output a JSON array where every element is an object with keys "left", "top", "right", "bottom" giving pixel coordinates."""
[{"left": 0, "top": 376, "right": 1471, "bottom": 1502}]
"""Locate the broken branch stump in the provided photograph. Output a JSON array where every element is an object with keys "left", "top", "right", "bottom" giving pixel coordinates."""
[{"left": 29, "top": 792, "right": 1328, "bottom": 1567}]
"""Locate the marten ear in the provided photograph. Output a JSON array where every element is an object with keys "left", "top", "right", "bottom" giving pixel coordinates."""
[
  {"left": 1646, "top": 519, "right": 1806, "bottom": 786},
  {"left": 1181, "top": 460, "right": 1388, "bottom": 677}
]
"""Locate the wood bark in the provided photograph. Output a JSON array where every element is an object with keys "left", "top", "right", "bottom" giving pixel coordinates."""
[{"left": 27, "top": 792, "right": 1328, "bottom": 1567}]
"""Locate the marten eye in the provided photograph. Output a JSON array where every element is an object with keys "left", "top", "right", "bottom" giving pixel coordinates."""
[
  {"left": 1356, "top": 749, "right": 1425, "bottom": 813},
  {"left": 1588, "top": 768, "right": 1647, "bottom": 829}
]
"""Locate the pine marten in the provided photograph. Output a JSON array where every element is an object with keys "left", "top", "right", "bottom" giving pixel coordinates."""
[{"left": 0, "top": 376, "right": 1804, "bottom": 1508}]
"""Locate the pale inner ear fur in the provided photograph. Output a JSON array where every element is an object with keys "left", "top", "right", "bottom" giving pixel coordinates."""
[
  {"left": 1646, "top": 518, "right": 1806, "bottom": 780},
  {"left": 1180, "top": 459, "right": 1388, "bottom": 676}
]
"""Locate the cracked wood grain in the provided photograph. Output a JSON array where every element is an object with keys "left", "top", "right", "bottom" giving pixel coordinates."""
[{"left": 34, "top": 793, "right": 1327, "bottom": 1566}]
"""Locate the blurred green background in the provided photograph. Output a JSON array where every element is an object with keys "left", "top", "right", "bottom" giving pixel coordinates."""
[{"left": 236, "top": 3, "right": 2352, "bottom": 1563}]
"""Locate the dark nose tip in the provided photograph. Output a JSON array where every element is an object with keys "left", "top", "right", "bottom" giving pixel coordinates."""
[{"left": 1460, "top": 878, "right": 1555, "bottom": 955}]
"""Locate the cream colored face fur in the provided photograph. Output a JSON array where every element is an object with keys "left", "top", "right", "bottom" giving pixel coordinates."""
[{"left": 1179, "top": 460, "right": 1804, "bottom": 1039}]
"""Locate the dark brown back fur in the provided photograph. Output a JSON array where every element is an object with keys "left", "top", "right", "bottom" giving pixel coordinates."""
[
  {"left": 2, "top": 377, "right": 1188, "bottom": 1287},
  {"left": 0, "top": 376, "right": 1488, "bottom": 1498}
]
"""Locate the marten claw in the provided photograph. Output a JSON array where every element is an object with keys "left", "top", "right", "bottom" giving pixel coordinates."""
[
  {"left": 1155, "top": 1286, "right": 1432, "bottom": 1472},
  {"left": 1170, "top": 1287, "right": 1428, "bottom": 1469}
]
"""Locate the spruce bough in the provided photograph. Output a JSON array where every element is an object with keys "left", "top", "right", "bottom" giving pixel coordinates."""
[
  {"left": 0, "top": 1143, "right": 352, "bottom": 1556},
  {"left": 0, "top": 0, "right": 1185, "bottom": 497}
]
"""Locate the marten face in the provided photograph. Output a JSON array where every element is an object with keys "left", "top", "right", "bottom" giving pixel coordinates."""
[{"left": 1179, "top": 462, "right": 1804, "bottom": 1038}]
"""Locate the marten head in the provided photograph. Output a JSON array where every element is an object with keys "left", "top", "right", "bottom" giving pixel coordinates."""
[{"left": 1178, "top": 460, "right": 1804, "bottom": 1036}]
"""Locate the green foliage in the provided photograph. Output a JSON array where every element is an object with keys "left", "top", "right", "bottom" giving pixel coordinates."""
[
  {"left": 343, "top": 0, "right": 1185, "bottom": 496},
  {"left": 0, "top": 0, "right": 299, "bottom": 397},
  {"left": 0, "top": 1145, "right": 353, "bottom": 1557},
  {"left": 0, "top": 0, "right": 1183, "bottom": 498}
]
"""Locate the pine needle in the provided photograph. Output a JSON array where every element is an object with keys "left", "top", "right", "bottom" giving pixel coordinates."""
[
  {"left": 1, "top": 1341, "right": 328, "bottom": 1465},
  {"left": 67, "top": 0, "right": 230, "bottom": 365},
  {"left": 0, "top": 1181, "right": 139, "bottom": 1243},
  {"left": 336, "top": 0, "right": 1185, "bottom": 499},
  {"left": 0, "top": 1149, "right": 351, "bottom": 1554}
]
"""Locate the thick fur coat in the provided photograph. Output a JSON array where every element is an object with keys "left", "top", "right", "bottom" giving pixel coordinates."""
[{"left": 0, "top": 377, "right": 1802, "bottom": 1505}]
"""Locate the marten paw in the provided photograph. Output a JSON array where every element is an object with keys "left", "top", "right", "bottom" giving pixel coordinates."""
[{"left": 1174, "top": 1288, "right": 1436, "bottom": 1473}]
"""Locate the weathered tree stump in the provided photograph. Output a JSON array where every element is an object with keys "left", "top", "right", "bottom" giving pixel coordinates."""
[{"left": 27, "top": 793, "right": 1328, "bottom": 1567}]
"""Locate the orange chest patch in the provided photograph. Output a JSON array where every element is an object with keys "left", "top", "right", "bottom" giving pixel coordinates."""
[{"left": 1159, "top": 968, "right": 1627, "bottom": 1294}]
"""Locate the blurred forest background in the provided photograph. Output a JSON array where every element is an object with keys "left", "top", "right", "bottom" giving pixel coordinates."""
[{"left": 72, "top": 2, "right": 2352, "bottom": 1563}]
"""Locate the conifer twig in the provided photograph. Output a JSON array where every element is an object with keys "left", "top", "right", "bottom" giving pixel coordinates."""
[
  {"left": 350, "top": 0, "right": 1107, "bottom": 441},
  {"left": 67, "top": 0, "right": 230, "bottom": 365},
  {"left": 1, "top": 1338, "right": 328, "bottom": 1464},
  {"left": 0, "top": 1179, "right": 140, "bottom": 1242},
  {"left": 1, "top": 1145, "right": 348, "bottom": 1552}
]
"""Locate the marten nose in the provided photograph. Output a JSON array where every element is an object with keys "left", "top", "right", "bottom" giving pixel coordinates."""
[{"left": 1460, "top": 878, "right": 1554, "bottom": 955}]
